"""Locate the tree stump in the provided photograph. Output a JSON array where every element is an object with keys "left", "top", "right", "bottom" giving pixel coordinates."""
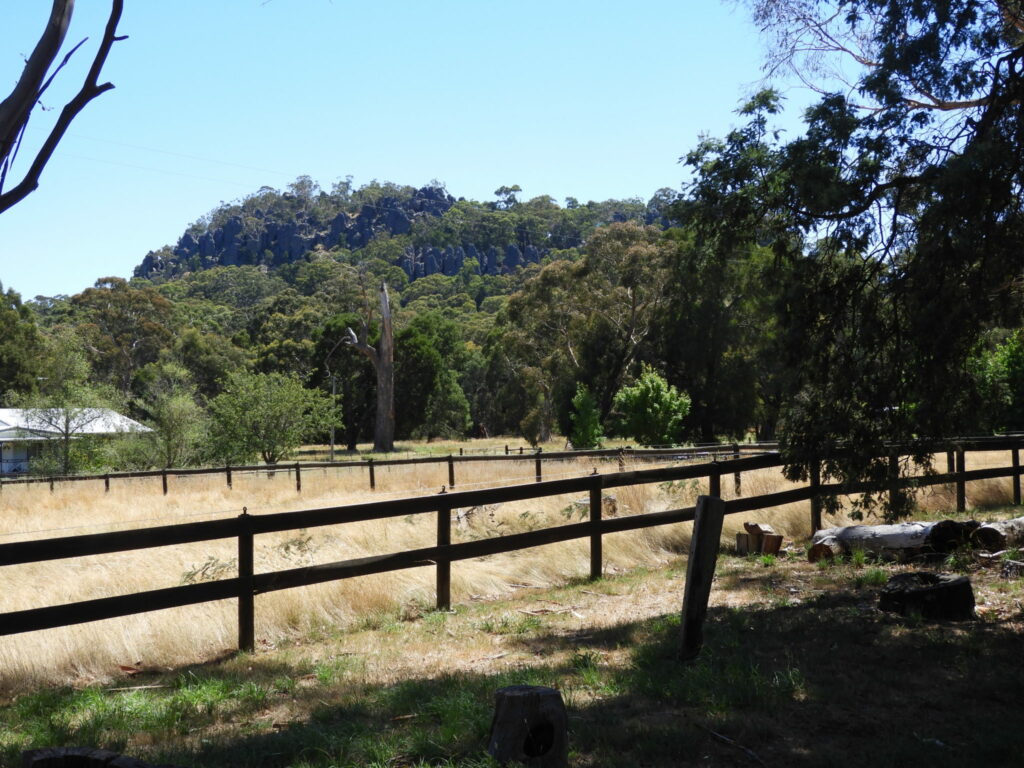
[
  {"left": 487, "top": 685, "right": 568, "bottom": 767},
  {"left": 878, "top": 572, "right": 975, "bottom": 621}
]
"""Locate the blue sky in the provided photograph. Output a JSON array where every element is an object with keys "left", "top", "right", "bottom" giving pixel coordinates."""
[{"left": 0, "top": 1, "right": 807, "bottom": 300}]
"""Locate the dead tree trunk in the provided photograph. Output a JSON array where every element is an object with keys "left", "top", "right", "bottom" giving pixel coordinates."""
[
  {"left": 345, "top": 282, "right": 395, "bottom": 452},
  {"left": 808, "top": 520, "right": 977, "bottom": 562}
]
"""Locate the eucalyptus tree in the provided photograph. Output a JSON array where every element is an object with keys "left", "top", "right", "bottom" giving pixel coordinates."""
[{"left": 686, "top": 0, "right": 1024, "bottom": 516}]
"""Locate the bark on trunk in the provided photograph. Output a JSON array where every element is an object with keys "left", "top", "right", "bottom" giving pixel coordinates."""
[
  {"left": 973, "top": 516, "right": 1024, "bottom": 552},
  {"left": 374, "top": 283, "right": 394, "bottom": 452},
  {"left": 344, "top": 283, "right": 394, "bottom": 453}
]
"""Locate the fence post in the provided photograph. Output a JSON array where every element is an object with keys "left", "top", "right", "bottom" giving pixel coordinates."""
[
  {"left": 519, "top": 446, "right": 524, "bottom": 455},
  {"left": 295, "top": 462, "right": 301, "bottom": 493},
  {"left": 535, "top": 449, "right": 542, "bottom": 483},
  {"left": 368, "top": 458, "right": 376, "bottom": 490},
  {"left": 590, "top": 479, "right": 603, "bottom": 580},
  {"left": 437, "top": 499, "right": 451, "bottom": 611},
  {"left": 505, "top": 444, "right": 509, "bottom": 455},
  {"left": 680, "top": 495, "right": 725, "bottom": 662},
  {"left": 104, "top": 474, "right": 110, "bottom": 493},
  {"left": 888, "top": 454, "right": 899, "bottom": 510},
  {"left": 161, "top": 469, "right": 168, "bottom": 496},
  {"left": 448, "top": 455, "right": 456, "bottom": 489},
  {"left": 708, "top": 466, "right": 721, "bottom": 499},
  {"left": 237, "top": 508, "right": 255, "bottom": 653},
  {"left": 49, "top": 477, "right": 54, "bottom": 493},
  {"left": 946, "top": 450, "right": 955, "bottom": 474},
  {"left": 732, "top": 443, "right": 741, "bottom": 496},
  {"left": 1014, "top": 447, "right": 1021, "bottom": 507},
  {"left": 810, "top": 462, "right": 822, "bottom": 534},
  {"left": 956, "top": 447, "right": 966, "bottom": 513},
  {"left": 225, "top": 464, "right": 232, "bottom": 489}
]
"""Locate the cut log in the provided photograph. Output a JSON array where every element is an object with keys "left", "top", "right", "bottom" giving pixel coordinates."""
[
  {"left": 878, "top": 572, "right": 975, "bottom": 621},
  {"left": 735, "top": 533, "right": 749, "bottom": 556},
  {"left": 761, "top": 533, "right": 783, "bottom": 555},
  {"left": 743, "top": 522, "right": 777, "bottom": 536},
  {"left": 808, "top": 520, "right": 977, "bottom": 562},
  {"left": 487, "top": 685, "right": 568, "bottom": 767},
  {"left": 808, "top": 535, "right": 843, "bottom": 563},
  {"left": 973, "top": 516, "right": 1024, "bottom": 552}
]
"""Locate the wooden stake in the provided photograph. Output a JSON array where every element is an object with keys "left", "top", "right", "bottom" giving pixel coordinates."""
[
  {"left": 956, "top": 448, "right": 966, "bottom": 513},
  {"left": 437, "top": 504, "right": 451, "bottom": 610},
  {"left": 680, "top": 495, "right": 725, "bottom": 661},
  {"left": 589, "top": 482, "right": 602, "bottom": 580},
  {"left": 237, "top": 509, "right": 254, "bottom": 653},
  {"left": 1013, "top": 448, "right": 1021, "bottom": 507}
]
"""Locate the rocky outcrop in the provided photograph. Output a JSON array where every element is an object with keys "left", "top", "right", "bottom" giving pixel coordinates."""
[
  {"left": 134, "top": 184, "right": 554, "bottom": 283},
  {"left": 135, "top": 185, "right": 461, "bottom": 280},
  {"left": 134, "top": 182, "right": 660, "bottom": 284}
]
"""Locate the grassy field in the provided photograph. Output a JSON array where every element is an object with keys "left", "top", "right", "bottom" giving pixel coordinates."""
[
  {"left": 0, "top": 446, "right": 822, "bottom": 694},
  {"left": 3, "top": 545, "right": 1024, "bottom": 767},
  {"left": 1, "top": 445, "right": 1022, "bottom": 765}
]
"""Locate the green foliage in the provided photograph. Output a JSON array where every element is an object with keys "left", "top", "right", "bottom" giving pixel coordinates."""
[
  {"left": 132, "top": 362, "right": 209, "bottom": 468},
  {"left": 611, "top": 365, "right": 690, "bottom": 447},
  {"left": 207, "top": 371, "right": 337, "bottom": 464},
  {"left": 974, "top": 330, "right": 1024, "bottom": 432},
  {"left": 675, "top": 2, "right": 1024, "bottom": 518},
  {"left": 569, "top": 383, "right": 603, "bottom": 449},
  {"left": 10, "top": 329, "right": 126, "bottom": 475},
  {"left": 415, "top": 369, "right": 472, "bottom": 441},
  {"left": 71, "top": 277, "right": 174, "bottom": 394},
  {"left": 0, "top": 283, "right": 44, "bottom": 396}
]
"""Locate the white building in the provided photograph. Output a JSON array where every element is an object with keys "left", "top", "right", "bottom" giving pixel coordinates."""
[{"left": 0, "top": 408, "right": 150, "bottom": 475}]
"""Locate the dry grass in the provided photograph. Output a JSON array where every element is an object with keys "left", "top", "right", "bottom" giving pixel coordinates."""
[{"left": 5, "top": 447, "right": 1015, "bottom": 696}]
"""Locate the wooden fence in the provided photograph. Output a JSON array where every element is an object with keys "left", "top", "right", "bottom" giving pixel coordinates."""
[
  {"left": 0, "top": 443, "right": 757, "bottom": 495},
  {"left": 1, "top": 437, "right": 1022, "bottom": 653}
]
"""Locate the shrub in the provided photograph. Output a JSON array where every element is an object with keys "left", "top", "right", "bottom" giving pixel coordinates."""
[
  {"left": 611, "top": 365, "right": 690, "bottom": 447},
  {"left": 569, "top": 383, "right": 604, "bottom": 449}
]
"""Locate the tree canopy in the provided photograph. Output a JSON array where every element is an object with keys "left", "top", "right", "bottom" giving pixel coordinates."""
[{"left": 676, "top": 0, "right": 1024, "bottom": 516}]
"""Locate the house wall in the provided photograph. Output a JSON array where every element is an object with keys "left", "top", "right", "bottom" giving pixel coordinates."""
[{"left": 0, "top": 442, "right": 30, "bottom": 474}]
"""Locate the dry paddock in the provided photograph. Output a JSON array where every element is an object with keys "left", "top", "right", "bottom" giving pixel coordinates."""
[{"left": 0, "top": 450, "right": 1013, "bottom": 694}]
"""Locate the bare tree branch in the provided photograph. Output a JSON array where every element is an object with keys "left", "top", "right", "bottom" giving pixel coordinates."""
[{"left": 0, "top": 0, "right": 125, "bottom": 215}]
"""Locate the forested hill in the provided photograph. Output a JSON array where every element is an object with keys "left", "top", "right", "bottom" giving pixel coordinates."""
[{"left": 134, "top": 178, "right": 673, "bottom": 283}]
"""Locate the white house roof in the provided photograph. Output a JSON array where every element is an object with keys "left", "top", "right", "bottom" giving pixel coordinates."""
[{"left": 0, "top": 408, "right": 151, "bottom": 441}]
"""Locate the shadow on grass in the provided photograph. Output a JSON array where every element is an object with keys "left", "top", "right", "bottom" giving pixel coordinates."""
[{"left": 5, "top": 587, "right": 1024, "bottom": 767}]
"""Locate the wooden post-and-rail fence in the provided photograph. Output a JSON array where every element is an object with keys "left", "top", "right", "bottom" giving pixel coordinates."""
[
  {"left": 2, "top": 438, "right": 1023, "bottom": 655},
  {"left": 0, "top": 443, "right": 755, "bottom": 496}
]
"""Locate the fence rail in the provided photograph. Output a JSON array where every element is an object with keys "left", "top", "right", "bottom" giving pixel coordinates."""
[
  {"left": 0, "top": 443, "right": 760, "bottom": 494},
  {"left": 2, "top": 439, "right": 1023, "bottom": 651}
]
